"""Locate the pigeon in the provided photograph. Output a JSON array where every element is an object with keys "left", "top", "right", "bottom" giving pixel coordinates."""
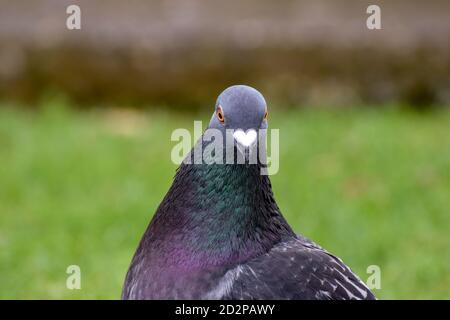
[{"left": 122, "top": 85, "right": 376, "bottom": 300}]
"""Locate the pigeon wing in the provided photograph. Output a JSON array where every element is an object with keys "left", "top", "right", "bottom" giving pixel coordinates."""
[{"left": 221, "top": 238, "right": 376, "bottom": 300}]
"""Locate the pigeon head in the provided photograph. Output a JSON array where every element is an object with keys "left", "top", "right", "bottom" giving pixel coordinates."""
[{"left": 207, "top": 85, "right": 268, "bottom": 162}]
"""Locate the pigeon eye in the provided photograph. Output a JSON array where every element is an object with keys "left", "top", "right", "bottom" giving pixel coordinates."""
[
  {"left": 264, "top": 111, "right": 268, "bottom": 120},
  {"left": 217, "top": 107, "right": 225, "bottom": 123}
]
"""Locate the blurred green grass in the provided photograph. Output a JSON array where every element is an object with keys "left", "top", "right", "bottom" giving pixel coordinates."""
[{"left": 0, "top": 105, "right": 449, "bottom": 299}]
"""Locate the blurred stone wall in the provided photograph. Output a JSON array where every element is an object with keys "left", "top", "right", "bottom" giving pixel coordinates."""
[{"left": 0, "top": 0, "right": 449, "bottom": 109}]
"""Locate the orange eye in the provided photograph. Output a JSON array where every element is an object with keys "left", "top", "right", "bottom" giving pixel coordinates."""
[
  {"left": 264, "top": 110, "right": 268, "bottom": 120},
  {"left": 217, "top": 106, "right": 225, "bottom": 123}
]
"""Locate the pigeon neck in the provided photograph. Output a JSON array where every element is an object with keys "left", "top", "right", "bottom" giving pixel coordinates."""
[{"left": 150, "top": 161, "right": 295, "bottom": 270}]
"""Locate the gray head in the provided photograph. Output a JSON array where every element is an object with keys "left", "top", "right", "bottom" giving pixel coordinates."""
[
  {"left": 209, "top": 85, "right": 268, "bottom": 131},
  {"left": 208, "top": 85, "right": 268, "bottom": 158}
]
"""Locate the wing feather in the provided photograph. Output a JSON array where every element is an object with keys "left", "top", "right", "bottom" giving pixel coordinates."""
[{"left": 222, "top": 238, "right": 375, "bottom": 300}]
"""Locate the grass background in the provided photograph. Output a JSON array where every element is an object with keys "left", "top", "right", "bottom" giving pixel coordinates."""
[{"left": 0, "top": 104, "right": 449, "bottom": 299}]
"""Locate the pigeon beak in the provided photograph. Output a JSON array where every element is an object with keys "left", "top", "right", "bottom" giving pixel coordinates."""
[{"left": 233, "top": 129, "right": 257, "bottom": 162}]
